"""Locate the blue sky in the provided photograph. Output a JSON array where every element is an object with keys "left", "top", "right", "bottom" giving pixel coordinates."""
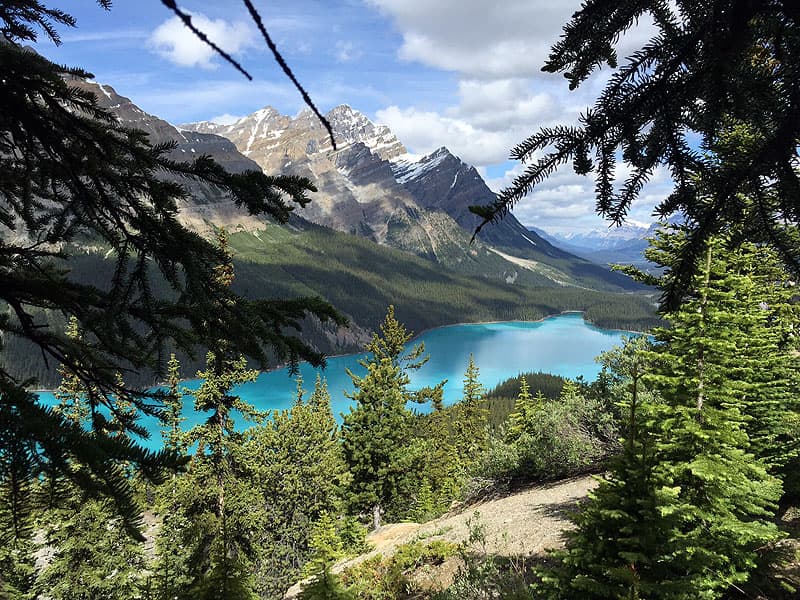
[{"left": 33, "top": 1, "right": 670, "bottom": 233}]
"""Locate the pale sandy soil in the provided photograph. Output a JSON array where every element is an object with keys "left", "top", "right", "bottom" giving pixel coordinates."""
[{"left": 285, "top": 474, "right": 598, "bottom": 598}]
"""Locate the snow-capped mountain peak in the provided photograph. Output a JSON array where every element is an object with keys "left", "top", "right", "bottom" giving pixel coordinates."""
[{"left": 325, "top": 104, "right": 406, "bottom": 160}]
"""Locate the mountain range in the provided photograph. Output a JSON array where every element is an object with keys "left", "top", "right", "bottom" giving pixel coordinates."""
[
  {"left": 530, "top": 216, "right": 685, "bottom": 269},
  {"left": 178, "top": 103, "right": 637, "bottom": 291},
  {"left": 0, "top": 74, "right": 664, "bottom": 387},
  {"left": 69, "top": 75, "right": 643, "bottom": 292}
]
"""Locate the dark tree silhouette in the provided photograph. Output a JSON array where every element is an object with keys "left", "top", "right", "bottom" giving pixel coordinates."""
[{"left": 0, "top": 1, "right": 344, "bottom": 533}]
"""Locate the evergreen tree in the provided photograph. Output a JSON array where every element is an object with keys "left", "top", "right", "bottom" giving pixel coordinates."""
[
  {"left": 160, "top": 354, "right": 186, "bottom": 454},
  {"left": 169, "top": 231, "right": 262, "bottom": 600},
  {"left": 506, "top": 376, "right": 544, "bottom": 442},
  {"left": 0, "top": 386, "right": 37, "bottom": 600},
  {"left": 35, "top": 499, "right": 147, "bottom": 600},
  {"left": 341, "top": 306, "right": 444, "bottom": 530},
  {"left": 342, "top": 356, "right": 409, "bottom": 531},
  {"left": 538, "top": 236, "right": 786, "bottom": 599},
  {"left": 152, "top": 354, "right": 194, "bottom": 600},
  {"left": 452, "top": 354, "right": 489, "bottom": 459},
  {"left": 245, "top": 373, "right": 348, "bottom": 598},
  {"left": 402, "top": 410, "right": 463, "bottom": 522},
  {"left": 302, "top": 511, "right": 346, "bottom": 578},
  {"left": 635, "top": 228, "right": 800, "bottom": 472},
  {"left": 592, "top": 335, "right": 655, "bottom": 442}
]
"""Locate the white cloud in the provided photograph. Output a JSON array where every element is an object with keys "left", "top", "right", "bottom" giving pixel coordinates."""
[
  {"left": 148, "top": 13, "right": 255, "bottom": 69},
  {"left": 369, "top": 0, "right": 667, "bottom": 231},
  {"left": 368, "top": 0, "right": 656, "bottom": 80},
  {"left": 375, "top": 77, "right": 574, "bottom": 167},
  {"left": 377, "top": 105, "right": 518, "bottom": 166},
  {"left": 487, "top": 156, "right": 671, "bottom": 233},
  {"left": 367, "top": 0, "right": 572, "bottom": 80},
  {"left": 209, "top": 113, "right": 244, "bottom": 125}
]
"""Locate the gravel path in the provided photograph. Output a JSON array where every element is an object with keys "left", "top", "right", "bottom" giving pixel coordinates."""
[
  {"left": 285, "top": 475, "right": 598, "bottom": 598},
  {"left": 365, "top": 475, "right": 598, "bottom": 559}
]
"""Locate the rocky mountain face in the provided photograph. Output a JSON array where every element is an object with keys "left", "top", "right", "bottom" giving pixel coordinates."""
[
  {"left": 182, "top": 105, "right": 635, "bottom": 290},
  {"left": 70, "top": 79, "right": 270, "bottom": 234},
  {"left": 183, "top": 105, "right": 461, "bottom": 259},
  {"left": 186, "top": 107, "right": 551, "bottom": 255},
  {"left": 391, "top": 147, "right": 585, "bottom": 261}
]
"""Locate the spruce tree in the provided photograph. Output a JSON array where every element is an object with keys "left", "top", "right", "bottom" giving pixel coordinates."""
[
  {"left": 342, "top": 356, "right": 409, "bottom": 531},
  {"left": 152, "top": 354, "right": 194, "bottom": 600},
  {"left": 0, "top": 386, "right": 37, "bottom": 600},
  {"left": 638, "top": 228, "right": 800, "bottom": 472},
  {"left": 341, "top": 306, "right": 444, "bottom": 530},
  {"left": 538, "top": 235, "right": 787, "bottom": 599},
  {"left": 404, "top": 408, "right": 464, "bottom": 522},
  {"left": 160, "top": 354, "right": 186, "bottom": 454},
  {"left": 453, "top": 353, "right": 489, "bottom": 459},
  {"left": 506, "top": 376, "right": 543, "bottom": 442},
  {"left": 245, "top": 373, "right": 348, "bottom": 598},
  {"left": 171, "top": 231, "right": 262, "bottom": 600},
  {"left": 35, "top": 499, "right": 147, "bottom": 600}
]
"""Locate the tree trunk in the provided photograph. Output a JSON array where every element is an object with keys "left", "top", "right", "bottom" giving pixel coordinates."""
[{"left": 372, "top": 504, "right": 381, "bottom": 531}]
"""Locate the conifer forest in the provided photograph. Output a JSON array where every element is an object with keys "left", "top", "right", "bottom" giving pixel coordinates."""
[{"left": 2, "top": 1, "right": 800, "bottom": 599}]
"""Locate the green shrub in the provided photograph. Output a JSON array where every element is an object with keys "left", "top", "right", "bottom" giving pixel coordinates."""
[
  {"left": 514, "top": 398, "right": 606, "bottom": 479},
  {"left": 337, "top": 541, "right": 458, "bottom": 599},
  {"left": 472, "top": 434, "right": 520, "bottom": 482},
  {"left": 473, "top": 381, "right": 617, "bottom": 484}
]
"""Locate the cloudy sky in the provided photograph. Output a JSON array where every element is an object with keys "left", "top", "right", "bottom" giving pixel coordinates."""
[{"left": 33, "top": 0, "right": 670, "bottom": 233}]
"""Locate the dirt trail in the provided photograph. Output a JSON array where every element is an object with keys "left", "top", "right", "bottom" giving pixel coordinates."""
[
  {"left": 365, "top": 475, "right": 597, "bottom": 559},
  {"left": 285, "top": 474, "right": 598, "bottom": 598}
]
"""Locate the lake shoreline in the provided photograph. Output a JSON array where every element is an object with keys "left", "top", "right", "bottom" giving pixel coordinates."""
[
  {"left": 408, "top": 310, "right": 647, "bottom": 342},
  {"left": 30, "top": 311, "right": 644, "bottom": 393}
]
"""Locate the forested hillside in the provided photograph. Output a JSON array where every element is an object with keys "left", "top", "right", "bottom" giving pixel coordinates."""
[{"left": 1, "top": 216, "right": 658, "bottom": 389}]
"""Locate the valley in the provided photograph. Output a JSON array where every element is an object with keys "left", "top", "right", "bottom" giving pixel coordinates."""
[{"left": 2, "top": 77, "right": 659, "bottom": 389}]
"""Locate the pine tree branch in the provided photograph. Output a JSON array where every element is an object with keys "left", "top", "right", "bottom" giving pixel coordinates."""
[{"left": 240, "top": 0, "right": 337, "bottom": 150}]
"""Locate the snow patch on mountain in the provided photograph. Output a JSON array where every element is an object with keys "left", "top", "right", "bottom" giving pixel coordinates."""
[
  {"left": 390, "top": 147, "right": 453, "bottom": 184},
  {"left": 326, "top": 105, "right": 407, "bottom": 160}
]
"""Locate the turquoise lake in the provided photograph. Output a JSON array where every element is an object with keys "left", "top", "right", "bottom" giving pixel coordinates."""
[{"left": 37, "top": 312, "right": 638, "bottom": 449}]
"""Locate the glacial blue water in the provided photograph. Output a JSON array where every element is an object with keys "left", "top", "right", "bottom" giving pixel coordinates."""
[{"left": 36, "top": 312, "right": 638, "bottom": 449}]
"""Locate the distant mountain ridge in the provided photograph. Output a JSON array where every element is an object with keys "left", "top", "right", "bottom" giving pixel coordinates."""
[
  {"left": 181, "top": 105, "right": 638, "bottom": 291},
  {"left": 61, "top": 76, "right": 639, "bottom": 292},
  {"left": 539, "top": 224, "right": 650, "bottom": 251},
  {"left": 529, "top": 220, "right": 681, "bottom": 269}
]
